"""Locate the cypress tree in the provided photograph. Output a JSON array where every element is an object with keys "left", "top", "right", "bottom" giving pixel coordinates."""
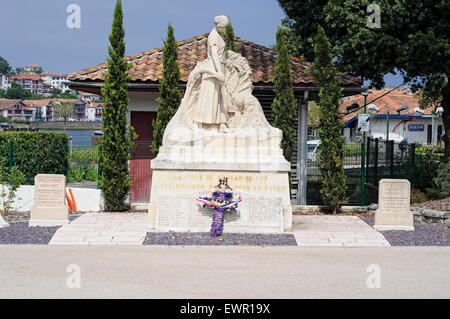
[
  {"left": 152, "top": 23, "right": 182, "bottom": 156},
  {"left": 272, "top": 27, "right": 297, "bottom": 165},
  {"left": 225, "top": 20, "right": 237, "bottom": 52},
  {"left": 313, "top": 26, "right": 347, "bottom": 214},
  {"left": 100, "top": 0, "right": 131, "bottom": 211}
]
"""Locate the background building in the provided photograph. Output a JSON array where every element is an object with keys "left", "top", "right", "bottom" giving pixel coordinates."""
[
  {"left": 341, "top": 88, "right": 444, "bottom": 145},
  {"left": 9, "top": 73, "right": 51, "bottom": 96}
]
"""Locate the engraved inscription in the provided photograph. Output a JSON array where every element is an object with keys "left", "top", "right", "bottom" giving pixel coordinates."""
[{"left": 158, "top": 199, "right": 189, "bottom": 228}]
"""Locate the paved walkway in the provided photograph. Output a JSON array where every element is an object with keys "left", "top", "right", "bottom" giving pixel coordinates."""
[
  {"left": 49, "top": 213, "right": 389, "bottom": 247},
  {"left": 49, "top": 213, "right": 148, "bottom": 245},
  {"left": 291, "top": 215, "right": 390, "bottom": 247}
]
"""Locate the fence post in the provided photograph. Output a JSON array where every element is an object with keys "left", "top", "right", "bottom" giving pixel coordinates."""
[
  {"left": 97, "top": 145, "right": 102, "bottom": 189},
  {"left": 69, "top": 136, "right": 73, "bottom": 161},
  {"left": 410, "top": 143, "right": 416, "bottom": 188},
  {"left": 8, "top": 140, "right": 13, "bottom": 172},
  {"left": 360, "top": 139, "right": 366, "bottom": 206},
  {"left": 389, "top": 140, "right": 394, "bottom": 178},
  {"left": 374, "top": 138, "right": 379, "bottom": 184}
]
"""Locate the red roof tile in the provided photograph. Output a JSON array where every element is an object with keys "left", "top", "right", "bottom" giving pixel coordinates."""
[
  {"left": 10, "top": 73, "right": 44, "bottom": 82},
  {"left": 340, "top": 88, "right": 434, "bottom": 123},
  {"left": 68, "top": 34, "right": 361, "bottom": 87},
  {"left": 0, "top": 99, "right": 23, "bottom": 110}
]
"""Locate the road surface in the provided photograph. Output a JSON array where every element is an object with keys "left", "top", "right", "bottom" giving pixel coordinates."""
[{"left": 0, "top": 246, "right": 449, "bottom": 298}]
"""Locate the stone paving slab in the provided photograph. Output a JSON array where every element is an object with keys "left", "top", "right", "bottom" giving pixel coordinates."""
[
  {"left": 49, "top": 213, "right": 390, "bottom": 247},
  {"left": 290, "top": 215, "right": 390, "bottom": 247},
  {"left": 49, "top": 213, "right": 148, "bottom": 246}
]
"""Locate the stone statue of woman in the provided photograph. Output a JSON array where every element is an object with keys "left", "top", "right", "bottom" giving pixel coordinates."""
[{"left": 192, "top": 15, "right": 230, "bottom": 133}]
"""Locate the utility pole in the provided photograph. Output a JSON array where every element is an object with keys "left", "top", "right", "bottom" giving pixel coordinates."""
[
  {"left": 386, "top": 111, "right": 390, "bottom": 141},
  {"left": 360, "top": 91, "right": 368, "bottom": 206},
  {"left": 296, "top": 90, "right": 309, "bottom": 205}
]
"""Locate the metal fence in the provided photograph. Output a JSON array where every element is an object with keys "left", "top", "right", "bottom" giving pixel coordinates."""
[
  {"left": 306, "top": 137, "right": 416, "bottom": 206},
  {"left": 67, "top": 145, "right": 101, "bottom": 189}
]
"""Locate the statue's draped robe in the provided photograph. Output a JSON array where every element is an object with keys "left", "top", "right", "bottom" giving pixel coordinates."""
[{"left": 192, "top": 28, "right": 228, "bottom": 125}]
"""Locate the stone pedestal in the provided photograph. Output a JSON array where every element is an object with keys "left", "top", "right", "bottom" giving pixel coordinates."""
[
  {"left": 30, "top": 174, "right": 69, "bottom": 227},
  {"left": 374, "top": 179, "right": 413, "bottom": 231},
  {"left": 149, "top": 132, "right": 292, "bottom": 233},
  {"left": 0, "top": 214, "right": 9, "bottom": 228}
]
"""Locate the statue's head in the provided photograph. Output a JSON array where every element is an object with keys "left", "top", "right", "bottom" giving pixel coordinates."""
[{"left": 214, "top": 15, "right": 229, "bottom": 33}]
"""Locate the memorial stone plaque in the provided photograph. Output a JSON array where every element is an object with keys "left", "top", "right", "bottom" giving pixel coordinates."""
[
  {"left": 154, "top": 192, "right": 283, "bottom": 233},
  {"left": 374, "top": 179, "right": 413, "bottom": 231},
  {"left": 29, "top": 174, "right": 69, "bottom": 226}
]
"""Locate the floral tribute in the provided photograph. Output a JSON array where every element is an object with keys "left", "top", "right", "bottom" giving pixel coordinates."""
[{"left": 196, "top": 177, "right": 242, "bottom": 240}]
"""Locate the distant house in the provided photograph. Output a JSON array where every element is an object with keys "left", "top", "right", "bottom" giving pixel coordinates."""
[
  {"left": 73, "top": 100, "right": 86, "bottom": 121},
  {"left": 51, "top": 98, "right": 86, "bottom": 121},
  {"left": 0, "top": 99, "right": 27, "bottom": 120},
  {"left": 9, "top": 73, "right": 51, "bottom": 96},
  {"left": 79, "top": 91, "right": 102, "bottom": 102},
  {"left": 341, "top": 88, "right": 444, "bottom": 145},
  {"left": 23, "top": 99, "right": 53, "bottom": 121},
  {"left": 0, "top": 74, "right": 9, "bottom": 90},
  {"left": 24, "top": 64, "right": 41, "bottom": 73},
  {"left": 85, "top": 102, "right": 103, "bottom": 121},
  {"left": 39, "top": 72, "right": 70, "bottom": 92}
]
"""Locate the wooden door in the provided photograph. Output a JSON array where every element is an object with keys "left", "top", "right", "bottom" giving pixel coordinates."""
[{"left": 130, "top": 111, "right": 156, "bottom": 203}]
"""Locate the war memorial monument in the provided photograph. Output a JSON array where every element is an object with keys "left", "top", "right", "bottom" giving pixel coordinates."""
[{"left": 148, "top": 16, "right": 292, "bottom": 233}]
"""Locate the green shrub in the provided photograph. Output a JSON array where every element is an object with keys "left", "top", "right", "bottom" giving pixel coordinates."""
[
  {"left": 414, "top": 150, "right": 444, "bottom": 191},
  {"left": 100, "top": 0, "right": 132, "bottom": 211},
  {"left": 67, "top": 162, "right": 97, "bottom": 183},
  {"left": 434, "top": 162, "right": 450, "bottom": 196},
  {"left": 425, "top": 187, "right": 441, "bottom": 200},
  {"left": 0, "top": 131, "right": 68, "bottom": 185},
  {"left": 0, "top": 158, "right": 25, "bottom": 215},
  {"left": 410, "top": 188, "right": 427, "bottom": 204}
]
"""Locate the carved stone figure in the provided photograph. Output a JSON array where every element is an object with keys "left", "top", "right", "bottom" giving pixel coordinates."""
[
  {"left": 161, "top": 17, "right": 282, "bottom": 147},
  {"left": 192, "top": 15, "right": 229, "bottom": 133}
]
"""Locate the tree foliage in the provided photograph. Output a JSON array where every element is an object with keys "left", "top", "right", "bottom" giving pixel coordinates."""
[
  {"left": 152, "top": 23, "right": 182, "bottom": 156},
  {"left": 100, "top": 0, "right": 131, "bottom": 211},
  {"left": 0, "top": 56, "right": 12, "bottom": 75},
  {"left": 53, "top": 101, "right": 75, "bottom": 122},
  {"left": 272, "top": 28, "right": 297, "bottom": 165},
  {"left": 434, "top": 161, "right": 450, "bottom": 196},
  {"left": 4, "top": 82, "right": 43, "bottom": 100},
  {"left": 225, "top": 20, "right": 237, "bottom": 53},
  {"left": 0, "top": 131, "right": 68, "bottom": 185},
  {"left": 314, "top": 26, "right": 347, "bottom": 213},
  {"left": 278, "top": 0, "right": 450, "bottom": 160}
]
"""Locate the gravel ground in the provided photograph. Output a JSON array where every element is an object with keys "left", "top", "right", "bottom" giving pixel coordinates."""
[
  {"left": 414, "top": 197, "right": 450, "bottom": 212},
  {"left": 144, "top": 231, "right": 298, "bottom": 246},
  {"left": 3, "top": 211, "right": 82, "bottom": 223},
  {"left": 0, "top": 215, "right": 81, "bottom": 245},
  {"left": 361, "top": 217, "right": 449, "bottom": 246}
]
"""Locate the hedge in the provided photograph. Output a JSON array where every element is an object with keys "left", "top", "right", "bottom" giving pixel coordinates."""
[{"left": 0, "top": 131, "right": 68, "bottom": 185}]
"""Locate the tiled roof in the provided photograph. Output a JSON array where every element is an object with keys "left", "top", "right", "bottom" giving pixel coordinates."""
[
  {"left": 23, "top": 99, "right": 52, "bottom": 107},
  {"left": 80, "top": 92, "right": 101, "bottom": 96},
  {"left": 68, "top": 34, "right": 361, "bottom": 86},
  {"left": 340, "top": 88, "right": 434, "bottom": 123},
  {"left": 0, "top": 99, "right": 23, "bottom": 110},
  {"left": 40, "top": 72, "right": 59, "bottom": 76},
  {"left": 10, "top": 73, "right": 44, "bottom": 81}
]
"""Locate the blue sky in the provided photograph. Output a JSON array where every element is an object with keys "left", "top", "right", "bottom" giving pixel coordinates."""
[{"left": 0, "top": 0, "right": 402, "bottom": 86}]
